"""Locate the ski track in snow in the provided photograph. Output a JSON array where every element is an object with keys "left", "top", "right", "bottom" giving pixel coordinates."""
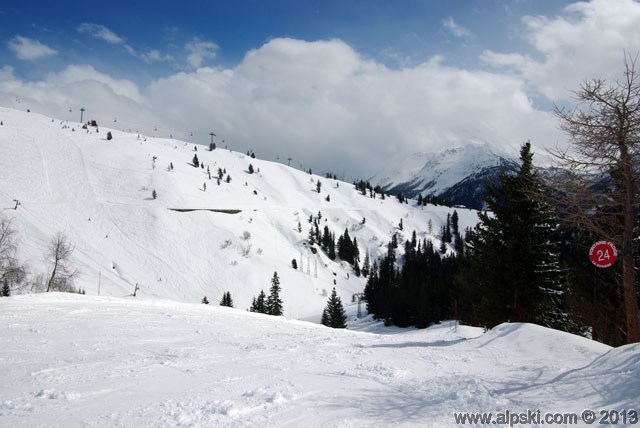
[{"left": 1, "top": 294, "right": 638, "bottom": 428}]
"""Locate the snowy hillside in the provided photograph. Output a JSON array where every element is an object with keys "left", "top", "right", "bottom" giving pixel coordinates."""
[
  {"left": 2, "top": 293, "right": 637, "bottom": 428},
  {"left": 0, "top": 107, "right": 477, "bottom": 320}
]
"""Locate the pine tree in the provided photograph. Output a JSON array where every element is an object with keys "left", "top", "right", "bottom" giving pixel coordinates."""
[
  {"left": 456, "top": 142, "right": 563, "bottom": 329},
  {"left": 362, "top": 252, "right": 371, "bottom": 277},
  {"left": 248, "top": 164, "right": 254, "bottom": 174},
  {"left": 202, "top": 296, "right": 209, "bottom": 304},
  {"left": 291, "top": 258, "right": 298, "bottom": 269},
  {"left": 192, "top": 154, "right": 199, "bottom": 167},
  {"left": 220, "top": 291, "right": 234, "bottom": 307},
  {"left": 267, "top": 272, "right": 283, "bottom": 316},
  {"left": 152, "top": 189, "right": 157, "bottom": 199},
  {"left": 316, "top": 180, "right": 322, "bottom": 193},
  {"left": 321, "top": 288, "right": 347, "bottom": 328},
  {"left": 250, "top": 290, "right": 267, "bottom": 313}
]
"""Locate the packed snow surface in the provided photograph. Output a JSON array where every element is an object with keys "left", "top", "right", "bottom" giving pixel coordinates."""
[{"left": 2, "top": 294, "right": 638, "bottom": 427}]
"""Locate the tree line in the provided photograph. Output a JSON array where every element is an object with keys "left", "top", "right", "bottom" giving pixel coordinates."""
[{"left": 363, "top": 59, "right": 640, "bottom": 345}]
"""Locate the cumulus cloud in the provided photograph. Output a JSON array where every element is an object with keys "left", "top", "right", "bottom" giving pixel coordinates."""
[
  {"left": 443, "top": 17, "right": 472, "bottom": 38},
  {"left": 77, "top": 23, "right": 125, "bottom": 44},
  {"left": 7, "top": 35, "right": 57, "bottom": 60},
  {"left": 1, "top": 37, "right": 561, "bottom": 177},
  {"left": 185, "top": 38, "right": 219, "bottom": 68},
  {"left": 482, "top": 0, "right": 640, "bottom": 100}
]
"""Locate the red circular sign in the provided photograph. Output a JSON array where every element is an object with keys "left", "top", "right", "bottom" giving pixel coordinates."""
[{"left": 589, "top": 241, "right": 618, "bottom": 268}]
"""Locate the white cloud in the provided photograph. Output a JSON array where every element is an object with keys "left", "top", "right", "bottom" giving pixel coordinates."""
[
  {"left": 185, "top": 38, "right": 219, "bottom": 68},
  {"left": 482, "top": 0, "right": 640, "bottom": 100},
  {"left": 7, "top": 35, "right": 57, "bottom": 60},
  {"left": 77, "top": 23, "right": 125, "bottom": 44},
  {"left": 443, "top": 17, "right": 472, "bottom": 38},
  {"left": 0, "top": 38, "right": 566, "bottom": 178},
  {"left": 124, "top": 45, "right": 173, "bottom": 63}
]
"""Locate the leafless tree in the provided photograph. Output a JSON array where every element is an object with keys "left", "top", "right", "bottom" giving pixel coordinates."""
[
  {"left": 551, "top": 55, "right": 640, "bottom": 343},
  {"left": 0, "top": 217, "right": 27, "bottom": 293},
  {"left": 46, "top": 232, "right": 78, "bottom": 292}
]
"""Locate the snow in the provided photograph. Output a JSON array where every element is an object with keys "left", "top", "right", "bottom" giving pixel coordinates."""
[
  {"left": 1, "top": 293, "right": 636, "bottom": 427},
  {"left": 1, "top": 107, "right": 638, "bottom": 427},
  {"left": 0, "top": 106, "right": 478, "bottom": 319},
  {"left": 371, "top": 143, "right": 516, "bottom": 195}
]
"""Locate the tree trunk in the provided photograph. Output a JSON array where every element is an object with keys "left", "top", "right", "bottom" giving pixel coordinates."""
[{"left": 621, "top": 142, "right": 639, "bottom": 343}]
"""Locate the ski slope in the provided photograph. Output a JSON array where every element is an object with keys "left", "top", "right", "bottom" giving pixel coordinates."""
[
  {"left": 1, "top": 293, "right": 637, "bottom": 428},
  {"left": 0, "top": 107, "right": 477, "bottom": 320}
]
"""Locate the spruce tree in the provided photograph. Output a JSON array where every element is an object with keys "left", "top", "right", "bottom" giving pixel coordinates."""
[
  {"left": 248, "top": 164, "right": 254, "bottom": 174},
  {"left": 250, "top": 290, "right": 267, "bottom": 313},
  {"left": 202, "top": 296, "right": 209, "bottom": 304},
  {"left": 220, "top": 291, "right": 234, "bottom": 307},
  {"left": 321, "top": 288, "right": 347, "bottom": 328},
  {"left": 456, "top": 142, "right": 563, "bottom": 328},
  {"left": 267, "top": 272, "right": 283, "bottom": 316},
  {"left": 192, "top": 154, "right": 199, "bottom": 167}
]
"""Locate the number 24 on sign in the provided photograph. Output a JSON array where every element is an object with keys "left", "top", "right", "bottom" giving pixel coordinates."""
[{"left": 589, "top": 241, "right": 618, "bottom": 268}]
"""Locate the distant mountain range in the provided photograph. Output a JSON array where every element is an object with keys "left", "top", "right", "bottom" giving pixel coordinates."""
[{"left": 370, "top": 144, "right": 519, "bottom": 209}]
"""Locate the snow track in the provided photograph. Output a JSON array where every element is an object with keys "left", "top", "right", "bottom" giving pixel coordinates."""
[{"left": 1, "top": 294, "right": 634, "bottom": 428}]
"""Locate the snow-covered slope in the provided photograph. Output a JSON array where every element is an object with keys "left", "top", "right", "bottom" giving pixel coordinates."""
[
  {"left": 371, "top": 143, "right": 519, "bottom": 208},
  {"left": 2, "top": 293, "right": 633, "bottom": 428},
  {"left": 0, "top": 107, "right": 477, "bottom": 319}
]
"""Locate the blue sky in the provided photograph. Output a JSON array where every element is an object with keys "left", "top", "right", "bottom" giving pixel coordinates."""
[
  {"left": 1, "top": 0, "right": 638, "bottom": 178},
  {"left": 1, "top": 0, "right": 571, "bottom": 81}
]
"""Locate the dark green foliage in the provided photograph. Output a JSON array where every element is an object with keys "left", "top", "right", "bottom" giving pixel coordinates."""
[
  {"left": 321, "top": 288, "right": 347, "bottom": 328},
  {"left": 365, "top": 235, "right": 458, "bottom": 328},
  {"left": 267, "top": 272, "right": 283, "bottom": 316},
  {"left": 226, "top": 175, "right": 231, "bottom": 183},
  {"left": 455, "top": 142, "right": 563, "bottom": 329},
  {"left": 248, "top": 164, "right": 254, "bottom": 174},
  {"left": 250, "top": 290, "right": 267, "bottom": 313},
  {"left": 316, "top": 180, "right": 322, "bottom": 193},
  {"left": 337, "top": 228, "right": 359, "bottom": 265},
  {"left": 152, "top": 189, "right": 157, "bottom": 200},
  {"left": 220, "top": 291, "right": 234, "bottom": 307},
  {"left": 362, "top": 252, "right": 371, "bottom": 278},
  {"left": 192, "top": 154, "right": 199, "bottom": 167},
  {"left": 398, "top": 218, "right": 403, "bottom": 231},
  {"left": 202, "top": 296, "right": 209, "bottom": 304},
  {"left": 106, "top": 131, "right": 112, "bottom": 140}
]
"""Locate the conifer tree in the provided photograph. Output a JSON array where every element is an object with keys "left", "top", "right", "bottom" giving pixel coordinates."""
[
  {"left": 362, "top": 252, "right": 371, "bottom": 277},
  {"left": 192, "top": 154, "right": 199, "bottom": 167},
  {"left": 321, "top": 288, "right": 347, "bottom": 328},
  {"left": 202, "top": 296, "right": 209, "bottom": 304},
  {"left": 220, "top": 291, "right": 234, "bottom": 307},
  {"left": 250, "top": 290, "right": 267, "bottom": 313},
  {"left": 267, "top": 272, "right": 283, "bottom": 316},
  {"left": 456, "top": 142, "right": 563, "bottom": 328},
  {"left": 248, "top": 164, "right": 254, "bottom": 174}
]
